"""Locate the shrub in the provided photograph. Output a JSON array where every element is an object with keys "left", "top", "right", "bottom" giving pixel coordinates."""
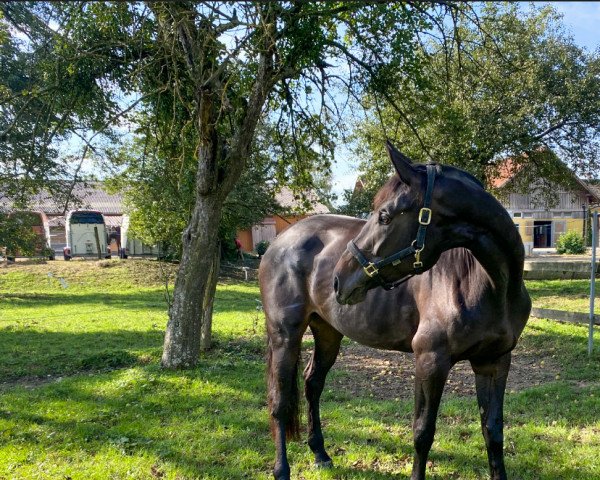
[
  {"left": 556, "top": 231, "right": 585, "bottom": 254},
  {"left": 256, "top": 240, "right": 270, "bottom": 256}
]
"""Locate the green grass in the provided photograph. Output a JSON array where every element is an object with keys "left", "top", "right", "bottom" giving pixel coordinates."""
[
  {"left": 526, "top": 279, "right": 599, "bottom": 314},
  {"left": 0, "top": 261, "right": 599, "bottom": 479}
]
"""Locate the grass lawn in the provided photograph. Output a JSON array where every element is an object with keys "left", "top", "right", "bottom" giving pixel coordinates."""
[
  {"left": 527, "top": 279, "right": 599, "bottom": 314},
  {"left": 1, "top": 261, "right": 599, "bottom": 479}
]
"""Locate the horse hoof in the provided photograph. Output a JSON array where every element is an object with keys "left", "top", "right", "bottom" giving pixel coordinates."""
[{"left": 315, "top": 459, "right": 333, "bottom": 469}]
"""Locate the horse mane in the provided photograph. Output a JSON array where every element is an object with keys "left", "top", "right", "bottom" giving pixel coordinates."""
[
  {"left": 373, "top": 175, "right": 404, "bottom": 210},
  {"left": 372, "top": 164, "right": 485, "bottom": 211}
]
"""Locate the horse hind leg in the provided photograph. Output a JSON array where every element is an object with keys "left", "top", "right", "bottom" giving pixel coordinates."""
[
  {"left": 266, "top": 308, "right": 307, "bottom": 480},
  {"left": 303, "top": 315, "right": 343, "bottom": 468},
  {"left": 470, "top": 352, "right": 511, "bottom": 480}
]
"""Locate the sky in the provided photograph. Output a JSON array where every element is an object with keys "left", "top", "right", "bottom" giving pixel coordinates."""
[{"left": 328, "top": 1, "right": 600, "bottom": 201}]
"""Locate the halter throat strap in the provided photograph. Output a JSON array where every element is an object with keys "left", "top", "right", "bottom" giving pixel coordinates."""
[{"left": 347, "top": 163, "right": 437, "bottom": 290}]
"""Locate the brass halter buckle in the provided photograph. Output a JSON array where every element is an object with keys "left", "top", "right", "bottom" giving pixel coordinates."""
[
  {"left": 418, "top": 208, "right": 432, "bottom": 225},
  {"left": 364, "top": 263, "right": 379, "bottom": 277},
  {"left": 413, "top": 246, "right": 424, "bottom": 270}
]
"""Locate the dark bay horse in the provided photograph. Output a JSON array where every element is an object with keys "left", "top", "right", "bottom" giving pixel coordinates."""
[{"left": 259, "top": 142, "right": 531, "bottom": 480}]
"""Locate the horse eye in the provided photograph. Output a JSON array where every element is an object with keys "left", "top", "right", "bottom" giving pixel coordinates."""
[{"left": 378, "top": 212, "right": 391, "bottom": 225}]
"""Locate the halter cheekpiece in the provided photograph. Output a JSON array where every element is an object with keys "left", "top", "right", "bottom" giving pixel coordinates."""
[{"left": 347, "top": 163, "right": 437, "bottom": 291}]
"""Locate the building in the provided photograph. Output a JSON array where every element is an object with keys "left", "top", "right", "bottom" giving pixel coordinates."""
[
  {"left": 492, "top": 161, "right": 600, "bottom": 251},
  {"left": 0, "top": 183, "right": 124, "bottom": 256},
  {"left": 236, "top": 187, "right": 330, "bottom": 252},
  {"left": 1, "top": 183, "right": 330, "bottom": 256}
]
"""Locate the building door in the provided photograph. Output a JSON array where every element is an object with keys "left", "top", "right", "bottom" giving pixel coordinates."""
[
  {"left": 251, "top": 218, "right": 276, "bottom": 249},
  {"left": 533, "top": 221, "right": 552, "bottom": 248}
]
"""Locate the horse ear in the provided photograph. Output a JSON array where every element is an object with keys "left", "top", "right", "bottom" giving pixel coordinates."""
[{"left": 386, "top": 140, "right": 416, "bottom": 185}]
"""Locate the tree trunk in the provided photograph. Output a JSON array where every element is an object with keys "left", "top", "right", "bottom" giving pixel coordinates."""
[
  {"left": 200, "top": 244, "right": 220, "bottom": 351},
  {"left": 161, "top": 194, "right": 222, "bottom": 368},
  {"left": 160, "top": 4, "right": 276, "bottom": 369}
]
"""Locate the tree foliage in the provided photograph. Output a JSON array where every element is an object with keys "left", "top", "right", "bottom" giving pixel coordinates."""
[
  {"left": 107, "top": 124, "right": 280, "bottom": 257},
  {"left": 350, "top": 3, "right": 600, "bottom": 204},
  {"left": 0, "top": 4, "right": 130, "bottom": 205},
  {"left": 335, "top": 177, "right": 381, "bottom": 218},
  {"left": 0, "top": 212, "right": 40, "bottom": 257}
]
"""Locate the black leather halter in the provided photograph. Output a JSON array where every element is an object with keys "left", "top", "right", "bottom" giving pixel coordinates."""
[{"left": 347, "top": 164, "right": 437, "bottom": 291}]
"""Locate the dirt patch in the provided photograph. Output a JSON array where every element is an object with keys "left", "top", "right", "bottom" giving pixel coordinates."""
[{"left": 303, "top": 339, "right": 559, "bottom": 401}]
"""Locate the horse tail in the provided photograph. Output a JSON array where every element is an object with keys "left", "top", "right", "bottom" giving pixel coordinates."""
[{"left": 266, "top": 336, "right": 301, "bottom": 441}]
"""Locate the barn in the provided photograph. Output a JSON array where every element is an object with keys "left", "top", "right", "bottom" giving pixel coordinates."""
[
  {"left": 236, "top": 187, "right": 330, "bottom": 252},
  {"left": 492, "top": 161, "right": 600, "bottom": 251}
]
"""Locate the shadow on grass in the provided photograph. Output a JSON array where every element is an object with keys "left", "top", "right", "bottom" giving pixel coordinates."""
[
  {"left": 1, "top": 312, "right": 599, "bottom": 478},
  {"left": 0, "top": 329, "right": 165, "bottom": 382},
  {"left": 1, "top": 290, "right": 166, "bottom": 310},
  {"left": 0, "top": 327, "right": 267, "bottom": 385},
  {"left": 0, "top": 356, "right": 272, "bottom": 478}
]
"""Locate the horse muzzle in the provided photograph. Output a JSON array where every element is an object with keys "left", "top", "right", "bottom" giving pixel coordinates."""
[{"left": 333, "top": 252, "right": 369, "bottom": 305}]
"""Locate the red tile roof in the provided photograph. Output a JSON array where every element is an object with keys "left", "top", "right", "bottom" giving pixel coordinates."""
[
  {"left": 490, "top": 158, "right": 600, "bottom": 203},
  {"left": 2, "top": 183, "right": 331, "bottom": 216},
  {"left": 490, "top": 159, "right": 523, "bottom": 189}
]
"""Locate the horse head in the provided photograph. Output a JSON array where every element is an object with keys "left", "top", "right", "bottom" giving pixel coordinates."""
[{"left": 333, "top": 141, "right": 485, "bottom": 305}]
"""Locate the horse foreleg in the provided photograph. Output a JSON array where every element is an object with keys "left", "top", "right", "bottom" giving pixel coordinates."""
[
  {"left": 272, "top": 414, "right": 290, "bottom": 480},
  {"left": 411, "top": 350, "right": 451, "bottom": 480},
  {"left": 267, "top": 320, "right": 306, "bottom": 480},
  {"left": 471, "top": 352, "right": 511, "bottom": 480},
  {"left": 304, "top": 318, "right": 342, "bottom": 468}
]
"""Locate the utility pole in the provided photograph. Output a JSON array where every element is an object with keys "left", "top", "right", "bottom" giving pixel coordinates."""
[
  {"left": 589, "top": 211, "right": 598, "bottom": 355},
  {"left": 583, "top": 204, "right": 588, "bottom": 245}
]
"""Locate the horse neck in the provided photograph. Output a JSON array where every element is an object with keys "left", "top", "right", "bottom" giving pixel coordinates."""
[{"left": 442, "top": 189, "right": 525, "bottom": 291}]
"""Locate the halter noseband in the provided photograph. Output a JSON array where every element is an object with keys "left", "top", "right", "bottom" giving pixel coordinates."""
[{"left": 347, "top": 163, "right": 437, "bottom": 291}]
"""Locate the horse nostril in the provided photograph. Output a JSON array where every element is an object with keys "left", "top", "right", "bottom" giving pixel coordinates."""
[{"left": 333, "top": 275, "right": 340, "bottom": 293}]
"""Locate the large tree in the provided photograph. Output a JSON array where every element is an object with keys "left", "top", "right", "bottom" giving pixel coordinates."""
[
  {"left": 349, "top": 3, "right": 600, "bottom": 203},
  {"left": 2, "top": 2, "right": 503, "bottom": 368}
]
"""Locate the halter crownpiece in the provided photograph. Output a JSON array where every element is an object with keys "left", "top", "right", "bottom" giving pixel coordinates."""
[{"left": 347, "top": 163, "right": 437, "bottom": 291}]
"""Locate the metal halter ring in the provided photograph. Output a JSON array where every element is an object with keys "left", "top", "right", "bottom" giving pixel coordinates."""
[{"left": 411, "top": 240, "right": 425, "bottom": 253}]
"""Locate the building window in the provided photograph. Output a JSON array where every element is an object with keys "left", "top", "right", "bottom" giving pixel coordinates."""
[{"left": 513, "top": 212, "right": 522, "bottom": 218}]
